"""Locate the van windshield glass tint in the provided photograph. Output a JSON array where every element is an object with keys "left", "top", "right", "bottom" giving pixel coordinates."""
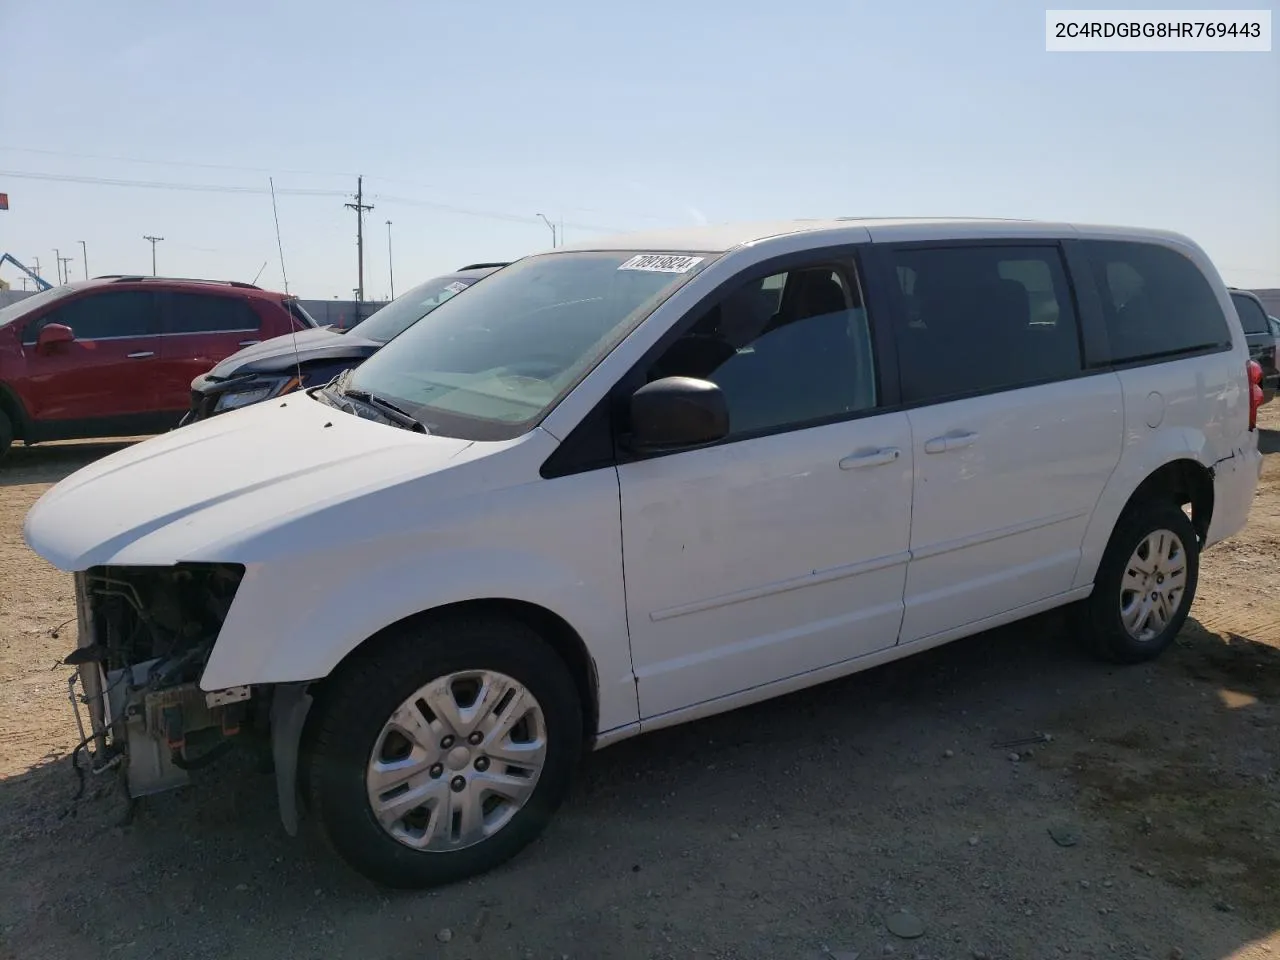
[{"left": 346, "top": 251, "right": 712, "bottom": 440}]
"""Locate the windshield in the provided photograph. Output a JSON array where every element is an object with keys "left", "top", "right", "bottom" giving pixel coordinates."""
[
  {"left": 0, "top": 285, "right": 80, "bottom": 328},
  {"left": 348, "top": 274, "right": 481, "bottom": 343},
  {"left": 1231, "top": 292, "right": 1270, "bottom": 335},
  {"left": 345, "top": 250, "right": 713, "bottom": 439}
]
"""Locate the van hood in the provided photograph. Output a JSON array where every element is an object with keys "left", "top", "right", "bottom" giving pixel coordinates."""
[
  {"left": 208, "top": 326, "right": 382, "bottom": 378},
  {"left": 23, "top": 395, "right": 474, "bottom": 571}
]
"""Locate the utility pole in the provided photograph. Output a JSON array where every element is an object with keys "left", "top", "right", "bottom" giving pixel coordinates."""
[
  {"left": 536, "top": 213, "right": 557, "bottom": 248},
  {"left": 32, "top": 257, "right": 42, "bottom": 282},
  {"left": 385, "top": 220, "right": 395, "bottom": 300},
  {"left": 143, "top": 235, "right": 163, "bottom": 276},
  {"left": 344, "top": 176, "right": 373, "bottom": 303},
  {"left": 53, "top": 248, "right": 61, "bottom": 284},
  {"left": 58, "top": 255, "right": 74, "bottom": 282},
  {"left": 78, "top": 240, "right": 88, "bottom": 279}
]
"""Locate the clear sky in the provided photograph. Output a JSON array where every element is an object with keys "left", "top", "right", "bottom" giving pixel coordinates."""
[{"left": 1, "top": 0, "right": 1277, "bottom": 299}]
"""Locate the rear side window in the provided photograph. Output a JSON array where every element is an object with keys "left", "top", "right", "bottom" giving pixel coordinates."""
[
  {"left": 889, "top": 245, "right": 1081, "bottom": 403},
  {"left": 23, "top": 290, "right": 158, "bottom": 343},
  {"left": 167, "top": 293, "right": 262, "bottom": 334},
  {"left": 1230, "top": 292, "right": 1270, "bottom": 335},
  {"left": 1084, "top": 241, "right": 1231, "bottom": 363}
]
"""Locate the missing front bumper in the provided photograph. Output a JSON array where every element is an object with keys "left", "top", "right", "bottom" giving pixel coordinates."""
[{"left": 65, "top": 569, "right": 253, "bottom": 799}]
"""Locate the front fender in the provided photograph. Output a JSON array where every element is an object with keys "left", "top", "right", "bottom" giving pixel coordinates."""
[{"left": 198, "top": 468, "right": 638, "bottom": 733}]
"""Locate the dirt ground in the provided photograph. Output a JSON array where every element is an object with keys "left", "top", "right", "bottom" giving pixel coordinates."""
[{"left": 2, "top": 411, "right": 1279, "bottom": 960}]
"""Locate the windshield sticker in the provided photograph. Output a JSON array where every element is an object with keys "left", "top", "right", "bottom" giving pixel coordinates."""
[
  {"left": 442, "top": 281, "right": 469, "bottom": 295},
  {"left": 617, "top": 254, "right": 705, "bottom": 274}
]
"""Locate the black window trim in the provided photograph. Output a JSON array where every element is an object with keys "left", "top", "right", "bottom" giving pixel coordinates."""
[
  {"left": 541, "top": 235, "right": 1241, "bottom": 480},
  {"left": 868, "top": 237, "right": 1107, "bottom": 410},
  {"left": 20, "top": 289, "right": 162, "bottom": 345},
  {"left": 1075, "top": 238, "right": 1234, "bottom": 370},
  {"left": 542, "top": 242, "right": 900, "bottom": 478}
]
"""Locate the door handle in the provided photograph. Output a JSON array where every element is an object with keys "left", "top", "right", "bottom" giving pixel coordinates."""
[
  {"left": 238, "top": 340, "right": 261, "bottom": 346},
  {"left": 923, "top": 431, "right": 979, "bottom": 454},
  {"left": 126, "top": 351, "right": 155, "bottom": 359},
  {"left": 839, "top": 447, "right": 902, "bottom": 470}
]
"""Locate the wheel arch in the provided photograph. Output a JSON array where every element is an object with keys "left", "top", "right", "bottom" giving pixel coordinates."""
[
  {"left": 1120, "top": 459, "right": 1214, "bottom": 541},
  {"left": 277, "top": 596, "right": 601, "bottom": 836},
  {"left": 0, "top": 382, "right": 31, "bottom": 442},
  {"left": 1075, "top": 449, "right": 1215, "bottom": 590},
  {"left": 324, "top": 598, "right": 601, "bottom": 743}
]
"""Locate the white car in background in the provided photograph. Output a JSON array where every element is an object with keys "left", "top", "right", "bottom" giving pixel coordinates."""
[{"left": 24, "top": 218, "right": 1263, "bottom": 888}]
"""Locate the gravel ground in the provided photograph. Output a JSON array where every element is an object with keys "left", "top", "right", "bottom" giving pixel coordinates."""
[{"left": 1, "top": 410, "right": 1278, "bottom": 960}]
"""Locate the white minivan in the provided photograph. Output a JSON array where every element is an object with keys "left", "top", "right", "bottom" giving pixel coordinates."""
[{"left": 24, "top": 219, "right": 1266, "bottom": 888}]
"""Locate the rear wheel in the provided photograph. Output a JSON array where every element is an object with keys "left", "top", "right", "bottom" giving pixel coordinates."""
[
  {"left": 306, "top": 613, "right": 582, "bottom": 888},
  {"left": 1079, "top": 500, "right": 1199, "bottom": 664},
  {"left": 0, "top": 409, "right": 12, "bottom": 459}
]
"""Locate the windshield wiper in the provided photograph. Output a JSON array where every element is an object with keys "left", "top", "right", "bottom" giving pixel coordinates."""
[{"left": 342, "top": 386, "right": 429, "bottom": 433}]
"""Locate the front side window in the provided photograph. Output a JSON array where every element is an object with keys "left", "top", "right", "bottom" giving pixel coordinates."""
[
  {"left": 23, "top": 290, "right": 158, "bottom": 343},
  {"left": 891, "top": 245, "right": 1081, "bottom": 403},
  {"left": 345, "top": 251, "right": 713, "bottom": 439},
  {"left": 647, "top": 262, "right": 877, "bottom": 437},
  {"left": 1085, "top": 240, "right": 1231, "bottom": 363},
  {"left": 348, "top": 275, "right": 480, "bottom": 344},
  {"left": 1, "top": 285, "right": 78, "bottom": 331},
  {"left": 168, "top": 293, "right": 261, "bottom": 334},
  {"left": 1230, "top": 292, "right": 1270, "bottom": 336}
]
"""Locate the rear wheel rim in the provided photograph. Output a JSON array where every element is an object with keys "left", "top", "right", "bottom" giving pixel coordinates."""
[
  {"left": 1118, "top": 528, "right": 1188, "bottom": 642},
  {"left": 365, "top": 669, "right": 547, "bottom": 852}
]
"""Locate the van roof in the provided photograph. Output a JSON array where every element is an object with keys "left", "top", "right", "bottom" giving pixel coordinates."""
[{"left": 556, "top": 218, "right": 1198, "bottom": 255}]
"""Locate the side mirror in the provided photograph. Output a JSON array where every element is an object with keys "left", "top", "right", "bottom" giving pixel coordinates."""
[
  {"left": 629, "top": 376, "right": 729, "bottom": 453},
  {"left": 36, "top": 323, "right": 76, "bottom": 352}
]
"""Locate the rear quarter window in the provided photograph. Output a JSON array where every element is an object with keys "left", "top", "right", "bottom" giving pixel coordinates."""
[
  {"left": 1083, "top": 241, "right": 1232, "bottom": 363},
  {"left": 167, "top": 293, "right": 262, "bottom": 334}
]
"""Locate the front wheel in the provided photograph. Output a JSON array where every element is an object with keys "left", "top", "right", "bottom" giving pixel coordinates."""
[
  {"left": 306, "top": 614, "right": 583, "bottom": 888},
  {"left": 1079, "top": 500, "right": 1200, "bottom": 664}
]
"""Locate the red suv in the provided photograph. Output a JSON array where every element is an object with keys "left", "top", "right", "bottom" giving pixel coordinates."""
[{"left": 0, "top": 276, "right": 314, "bottom": 457}]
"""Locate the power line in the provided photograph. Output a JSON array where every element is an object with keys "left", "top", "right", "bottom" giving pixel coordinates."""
[
  {"left": 0, "top": 169, "right": 341, "bottom": 197},
  {"left": 0, "top": 145, "right": 630, "bottom": 220},
  {"left": 0, "top": 145, "right": 353, "bottom": 180},
  {"left": 0, "top": 168, "right": 624, "bottom": 233}
]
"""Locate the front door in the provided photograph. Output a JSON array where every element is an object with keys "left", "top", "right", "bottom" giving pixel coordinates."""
[
  {"left": 617, "top": 258, "right": 914, "bottom": 719},
  {"left": 883, "top": 242, "right": 1123, "bottom": 643},
  {"left": 19, "top": 289, "right": 163, "bottom": 424}
]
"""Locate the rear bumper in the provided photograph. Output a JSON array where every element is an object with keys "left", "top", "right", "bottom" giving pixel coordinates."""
[{"left": 1204, "top": 443, "right": 1264, "bottom": 549}]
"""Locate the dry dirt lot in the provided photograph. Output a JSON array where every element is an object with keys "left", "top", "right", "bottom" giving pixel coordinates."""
[{"left": 2, "top": 412, "right": 1279, "bottom": 960}]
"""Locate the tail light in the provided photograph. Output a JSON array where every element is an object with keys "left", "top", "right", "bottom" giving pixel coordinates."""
[{"left": 1247, "top": 359, "right": 1263, "bottom": 431}]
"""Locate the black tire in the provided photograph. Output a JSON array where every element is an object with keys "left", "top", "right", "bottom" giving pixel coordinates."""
[
  {"left": 1079, "top": 500, "right": 1200, "bottom": 664},
  {"left": 0, "top": 409, "right": 12, "bottom": 459},
  {"left": 306, "top": 613, "right": 583, "bottom": 888}
]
